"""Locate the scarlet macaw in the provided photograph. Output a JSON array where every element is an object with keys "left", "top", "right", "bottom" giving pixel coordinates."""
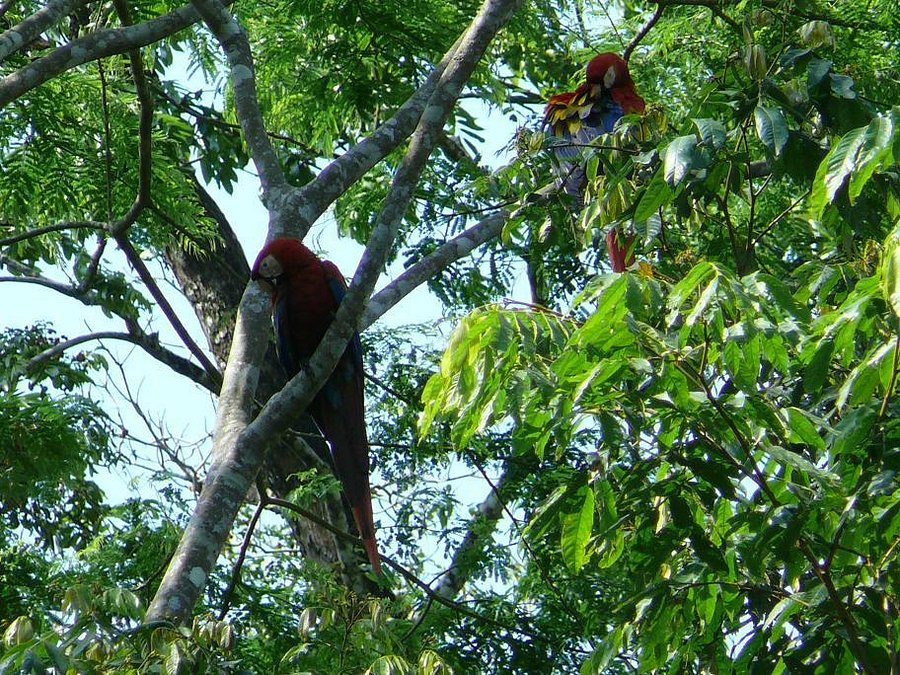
[
  {"left": 251, "top": 238, "right": 381, "bottom": 575},
  {"left": 544, "top": 52, "right": 645, "bottom": 271}
]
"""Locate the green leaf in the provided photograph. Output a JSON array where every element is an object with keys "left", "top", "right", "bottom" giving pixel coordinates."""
[
  {"left": 766, "top": 445, "right": 840, "bottom": 489},
  {"left": 809, "top": 126, "right": 866, "bottom": 216},
  {"left": 849, "top": 114, "right": 897, "bottom": 203},
  {"left": 784, "top": 407, "right": 825, "bottom": 451},
  {"left": 582, "top": 625, "right": 627, "bottom": 674},
  {"left": 560, "top": 484, "right": 595, "bottom": 573},
  {"left": 634, "top": 172, "right": 674, "bottom": 222},
  {"left": 804, "top": 340, "right": 834, "bottom": 394},
  {"left": 754, "top": 106, "right": 789, "bottom": 155},
  {"left": 667, "top": 261, "right": 718, "bottom": 326},
  {"left": 524, "top": 483, "right": 573, "bottom": 541},
  {"left": 693, "top": 118, "right": 727, "bottom": 150},
  {"left": 807, "top": 57, "right": 833, "bottom": 90},
  {"left": 830, "top": 74, "right": 857, "bottom": 99},
  {"left": 663, "top": 135, "right": 701, "bottom": 187},
  {"left": 763, "top": 595, "right": 805, "bottom": 640},
  {"left": 837, "top": 341, "right": 894, "bottom": 409}
]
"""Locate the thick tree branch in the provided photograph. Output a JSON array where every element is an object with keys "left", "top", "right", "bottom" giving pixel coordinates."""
[
  {"left": 21, "top": 328, "right": 217, "bottom": 392},
  {"left": 0, "top": 3, "right": 203, "bottom": 108},
  {"left": 0, "top": 258, "right": 217, "bottom": 391},
  {"left": 262, "top": 0, "right": 524, "bottom": 459},
  {"left": 167, "top": 177, "right": 380, "bottom": 580},
  {"left": 434, "top": 470, "right": 510, "bottom": 600},
  {"left": 361, "top": 209, "right": 510, "bottom": 329},
  {"left": 187, "top": 0, "right": 287, "bottom": 201},
  {"left": 0, "top": 0, "right": 88, "bottom": 64},
  {"left": 287, "top": 48, "right": 460, "bottom": 232},
  {"left": 145, "top": 0, "right": 523, "bottom": 624}
]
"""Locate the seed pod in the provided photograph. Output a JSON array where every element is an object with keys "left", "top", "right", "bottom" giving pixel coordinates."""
[
  {"left": 800, "top": 20, "right": 834, "bottom": 49},
  {"left": 744, "top": 44, "right": 768, "bottom": 80}
]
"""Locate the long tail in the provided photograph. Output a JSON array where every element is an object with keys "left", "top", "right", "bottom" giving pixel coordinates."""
[
  {"left": 311, "top": 365, "right": 382, "bottom": 576},
  {"left": 351, "top": 503, "right": 382, "bottom": 576}
]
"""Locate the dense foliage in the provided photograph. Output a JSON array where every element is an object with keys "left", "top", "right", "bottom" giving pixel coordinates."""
[{"left": 1, "top": 0, "right": 898, "bottom": 672}]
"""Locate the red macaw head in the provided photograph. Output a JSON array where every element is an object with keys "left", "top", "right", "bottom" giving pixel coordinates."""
[
  {"left": 581, "top": 52, "right": 646, "bottom": 115},
  {"left": 250, "top": 237, "right": 317, "bottom": 293},
  {"left": 585, "top": 52, "right": 635, "bottom": 90}
]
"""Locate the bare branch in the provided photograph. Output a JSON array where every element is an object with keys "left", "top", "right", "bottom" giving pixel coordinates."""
[
  {"left": 108, "top": 0, "right": 153, "bottom": 234},
  {"left": 361, "top": 209, "right": 510, "bottom": 329},
  {"left": 0, "top": 221, "right": 105, "bottom": 247},
  {"left": 645, "top": 0, "right": 892, "bottom": 33},
  {"left": 114, "top": 237, "right": 222, "bottom": 385},
  {"left": 22, "top": 327, "right": 218, "bottom": 392},
  {"left": 188, "top": 0, "right": 287, "bottom": 202},
  {"left": 0, "top": 256, "right": 102, "bottom": 303},
  {"left": 265, "top": 492, "right": 554, "bottom": 646},
  {"left": 218, "top": 493, "right": 267, "bottom": 619},
  {"left": 433, "top": 469, "right": 510, "bottom": 600},
  {"left": 24, "top": 330, "right": 137, "bottom": 371},
  {"left": 288, "top": 48, "right": 460, "bottom": 232},
  {"left": 0, "top": 255, "right": 218, "bottom": 391},
  {"left": 78, "top": 236, "right": 108, "bottom": 293},
  {"left": 624, "top": 3, "right": 665, "bottom": 61}
]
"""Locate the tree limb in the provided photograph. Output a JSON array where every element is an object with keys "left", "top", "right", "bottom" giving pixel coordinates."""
[
  {"left": 361, "top": 209, "right": 510, "bottom": 329},
  {"left": 0, "top": 257, "right": 218, "bottom": 392},
  {"left": 24, "top": 327, "right": 218, "bottom": 393},
  {"left": 0, "top": 0, "right": 89, "bottom": 64},
  {"left": 0, "top": 2, "right": 204, "bottom": 108},
  {"left": 433, "top": 469, "right": 510, "bottom": 600},
  {"left": 186, "top": 0, "right": 287, "bottom": 202},
  {"left": 0, "top": 221, "right": 105, "bottom": 247},
  {"left": 283, "top": 42, "right": 461, "bottom": 235},
  {"left": 145, "top": 0, "right": 523, "bottom": 625}
]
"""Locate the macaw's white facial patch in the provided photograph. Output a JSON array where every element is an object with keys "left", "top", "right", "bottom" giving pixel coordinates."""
[
  {"left": 603, "top": 65, "right": 617, "bottom": 89},
  {"left": 256, "top": 254, "right": 284, "bottom": 280}
]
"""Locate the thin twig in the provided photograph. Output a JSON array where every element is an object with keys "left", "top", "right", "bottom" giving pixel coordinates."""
[
  {"left": 218, "top": 492, "right": 268, "bottom": 619},
  {"left": 625, "top": 3, "right": 665, "bottom": 61},
  {"left": 0, "top": 221, "right": 104, "bottom": 248},
  {"left": 879, "top": 332, "right": 900, "bottom": 419},
  {"left": 267, "top": 494, "right": 553, "bottom": 645}
]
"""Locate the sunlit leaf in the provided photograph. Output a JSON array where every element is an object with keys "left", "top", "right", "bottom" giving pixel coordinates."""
[
  {"left": 560, "top": 484, "right": 595, "bottom": 573},
  {"left": 754, "top": 106, "right": 789, "bottom": 155}
]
